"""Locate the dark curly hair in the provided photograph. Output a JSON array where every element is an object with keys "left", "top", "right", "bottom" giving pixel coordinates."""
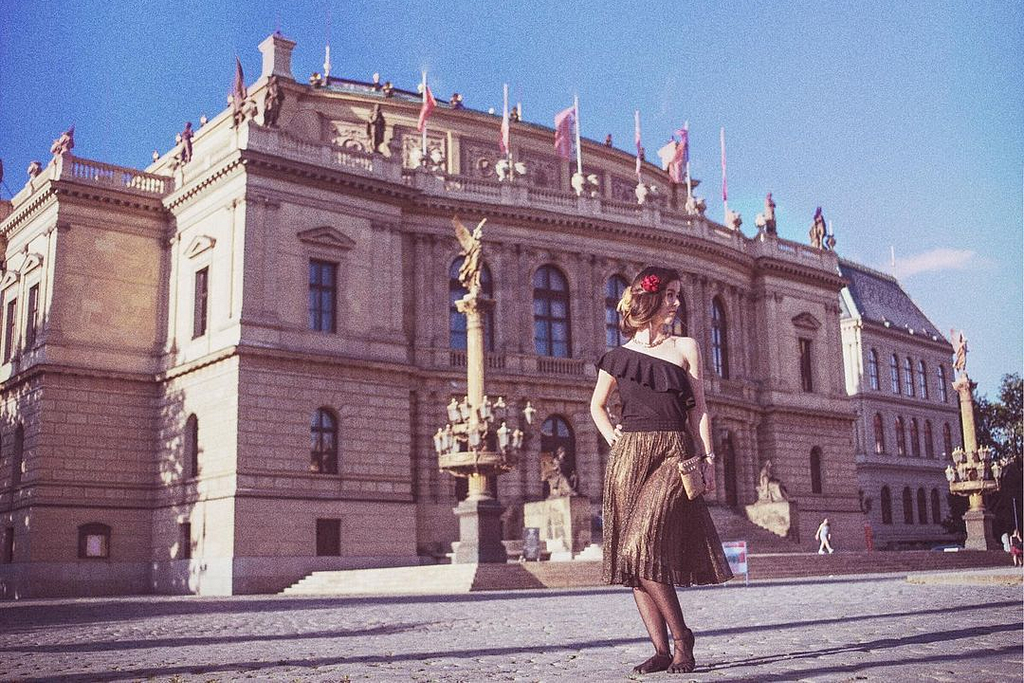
[{"left": 617, "top": 266, "right": 681, "bottom": 338}]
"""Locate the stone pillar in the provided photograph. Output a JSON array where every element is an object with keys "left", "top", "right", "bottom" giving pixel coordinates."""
[{"left": 258, "top": 33, "right": 297, "bottom": 81}]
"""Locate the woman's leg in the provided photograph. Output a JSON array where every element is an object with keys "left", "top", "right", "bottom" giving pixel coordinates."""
[
  {"left": 631, "top": 585, "right": 672, "bottom": 673},
  {"left": 637, "top": 577, "right": 696, "bottom": 673}
]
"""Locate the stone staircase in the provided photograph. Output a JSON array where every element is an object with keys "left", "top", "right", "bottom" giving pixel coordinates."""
[
  {"left": 281, "top": 550, "right": 1010, "bottom": 596},
  {"left": 705, "top": 504, "right": 802, "bottom": 553}
]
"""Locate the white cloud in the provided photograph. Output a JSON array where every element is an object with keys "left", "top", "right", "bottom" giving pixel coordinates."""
[{"left": 890, "top": 248, "right": 978, "bottom": 278}]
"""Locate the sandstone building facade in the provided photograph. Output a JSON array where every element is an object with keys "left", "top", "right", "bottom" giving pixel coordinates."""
[
  {"left": 1, "top": 33, "right": 946, "bottom": 597},
  {"left": 839, "top": 260, "right": 960, "bottom": 549}
]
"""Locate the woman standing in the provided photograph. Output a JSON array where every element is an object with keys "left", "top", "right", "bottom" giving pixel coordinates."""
[{"left": 591, "top": 266, "right": 733, "bottom": 675}]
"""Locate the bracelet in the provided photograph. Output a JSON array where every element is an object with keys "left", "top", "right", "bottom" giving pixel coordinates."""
[{"left": 703, "top": 452, "right": 716, "bottom": 462}]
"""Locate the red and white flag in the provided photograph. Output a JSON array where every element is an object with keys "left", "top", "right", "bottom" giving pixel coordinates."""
[
  {"left": 554, "top": 105, "right": 575, "bottom": 159},
  {"left": 417, "top": 84, "right": 436, "bottom": 132},
  {"left": 499, "top": 84, "right": 510, "bottom": 155}
]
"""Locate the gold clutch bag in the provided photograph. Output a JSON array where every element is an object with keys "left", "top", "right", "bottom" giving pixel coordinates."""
[{"left": 678, "top": 456, "right": 706, "bottom": 500}]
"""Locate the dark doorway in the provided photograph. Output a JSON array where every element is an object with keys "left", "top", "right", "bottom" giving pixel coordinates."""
[{"left": 722, "top": 432, "right": 739, "bottom": 507}]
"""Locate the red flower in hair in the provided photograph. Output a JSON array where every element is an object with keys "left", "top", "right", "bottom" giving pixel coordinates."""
[{"left": 640, "top": 274, "right": 662, "bottom": 293}]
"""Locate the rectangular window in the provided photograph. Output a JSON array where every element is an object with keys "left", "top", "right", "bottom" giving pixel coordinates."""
[
  {"left": 2, "top": 526, "right": 12, "bottom": 563},
  {"left": 179, "top": 522, "right": 192, "bottom": 560},
  {"left": 2, "top": 298, "right": 16, "bottom": 363},
  {"left": 308, "top": 260, "right": 337, "bottom": 333},
  {"left": 193, "top": 268, "right": 209, "bottom": 339},
  {"left": 316, "top": 518, "right": 341, "bottom": 556},
  {"left": 799, "top": 338, "right": 813, "bottom": 392},
  {"left": 25, "top": 285, "right": 39, "bottom": 349}
]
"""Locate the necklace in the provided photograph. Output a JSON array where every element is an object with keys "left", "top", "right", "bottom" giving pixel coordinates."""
[{"left": 634, "top": 332, "right": 668, "bottom": 348}]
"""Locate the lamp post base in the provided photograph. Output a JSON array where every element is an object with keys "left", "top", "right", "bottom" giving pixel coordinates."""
[
  {"left": 452, "top": 497, "right": 508, "bottom": 564},
  {"left": 963, "top": 508, "right": 1000, "bottom": 550}
]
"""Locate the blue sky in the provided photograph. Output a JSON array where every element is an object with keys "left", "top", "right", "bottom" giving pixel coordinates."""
[{"left": 1, "top": 0, "right": 1021, "bottom": 396}]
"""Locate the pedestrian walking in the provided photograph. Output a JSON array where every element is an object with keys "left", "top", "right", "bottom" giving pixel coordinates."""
[
  {"left": 816, "top": 517, "right": 834, "bottom": 554},
  {"left": 590, "top": 266, "right": 732, "bottom": 675},
  {"left": 1010, "top": 529, "right": 1022, "bottom": 568}
]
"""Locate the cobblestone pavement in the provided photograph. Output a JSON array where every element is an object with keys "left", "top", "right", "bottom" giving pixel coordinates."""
[{"left": 1, "top": 573, "right": 1021, "bottom": 682}]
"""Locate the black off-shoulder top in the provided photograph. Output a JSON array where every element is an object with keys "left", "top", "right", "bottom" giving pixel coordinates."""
[{"left": 596, "top": 346, "right": 697, "bottom": 432}]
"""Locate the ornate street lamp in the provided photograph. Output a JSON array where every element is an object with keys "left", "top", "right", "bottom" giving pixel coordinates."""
[
  {"left": 944, "top": 330, "right": 1008, "bottom": 550},
  {"left": 432, "top": 216, "right": 534, "bottom": 563}
]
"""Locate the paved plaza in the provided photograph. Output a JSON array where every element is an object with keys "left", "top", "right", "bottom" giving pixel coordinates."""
[{"left": 0, "top": 572, "right": 1021, "bottom": 682}]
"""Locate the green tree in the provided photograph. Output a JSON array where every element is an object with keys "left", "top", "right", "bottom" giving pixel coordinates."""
[{"left": 973, "top": 373, "right": 1023, "bottom": 537}]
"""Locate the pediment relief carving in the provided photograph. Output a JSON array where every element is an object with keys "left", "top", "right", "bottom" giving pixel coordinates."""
[
  {"left": 297, "top": 226, "right": 356, "bottom": 251},
  {"left": 185, "top": 235, "right": 217, "bottom": 259},
  {"left": 0, "top": 271, "right": 19, "bottom": 291},
  {"left": 792, "top": 311, "right": 822, "bottom": 331}
]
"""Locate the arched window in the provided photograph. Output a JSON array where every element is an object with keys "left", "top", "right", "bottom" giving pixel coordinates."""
[
  {"left": 917, "top": 360, "right": 928, "bottom": 398},
  {"left": 880, "top": 486, "right": 893, "bottom": 525},
  {"left": 185, "top": 414, "right": 199, "bottom": 478},
  {"left": 890, "top": 354, "right": 900, "bottom": 393},
  {"left": 78, "top": 523, "right": 111, "bottom": 559},
  {"left": 11, "top": 424, "right": 23, "bottom": 488},
  {"left": 672, "top": 294, "right": 689, "bottom": 337},
  {"left": 930, "top": 489, "right": 941, "bottom": 524},
  {"left": 937, "top": 365, "right": 948, "bottom": 402},
  {"left": 605, "top": 275, "right": 628, "bottom": 349},
  {"left": 910, "top": 419, "right": 921, "bottom": 457},
  {"left": 902, "top": 487, "right": 914, "bottom": 524},
  {"left": 924, "top": 420, "right": 935, "bottom": 458},
  {"left": 310, "top": 408, "right": 338, "bottom": 474},
  {"left": 903, "top": 357, "right": 915, "bottom": 396},
  {"left": 450, "top": 259, "right": 494, "bottom": 351},
  {"left": 710, "top": 297, "right": 729, "bottom": 378},
  {"left": 868, "top": 349, "right": 880, "bottom": 390},
  {"left": 873, "top": 414, "right": 886, "bottom": 454},
  {"left": 810, "top": 447, "right": 823, "bottom": 494},
  {"left": 917, "top": 488, "right": 928, "bottom": 524},
  {"left": 533, "top": 265, "right": 571, "bottom": 358},
  {"left": 895, "top": 416, "right": 907, "bottom": 456},
  {"left": 942, "top": 423, "right": 953, "bottom": 457},
  {"left": 540, "top": 415, "right": 576, "bottom": 497}
]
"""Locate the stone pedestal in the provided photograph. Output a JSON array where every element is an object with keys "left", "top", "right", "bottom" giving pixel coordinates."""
[
  {"left": 745, "top": 500, "right": 799, "bottom": 540},
  {"left": 963, "top": 508, "right": 1000, "bottom": 550},
  {"left": 523, "top": 496, "right": 592, "bottom": 556},
  {"left": 452, "top": 498, "right": 507, "bottom": 564}
]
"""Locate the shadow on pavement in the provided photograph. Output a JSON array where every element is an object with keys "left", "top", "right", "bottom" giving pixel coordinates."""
[{"left": 5, "top": 622, "right": 1020, "bottom": 683}]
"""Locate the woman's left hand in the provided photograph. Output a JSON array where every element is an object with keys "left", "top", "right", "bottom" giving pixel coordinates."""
[{"left": 702, "top": 459, "right": 716, "bottom": 493}]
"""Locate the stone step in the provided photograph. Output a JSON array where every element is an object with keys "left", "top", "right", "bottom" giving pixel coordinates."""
[
  {"left": 705, "top": 504, "right": 803, "bottom": 554},
  {"left": 280, "top": 550, "right": 1009, "bottom": 596}
]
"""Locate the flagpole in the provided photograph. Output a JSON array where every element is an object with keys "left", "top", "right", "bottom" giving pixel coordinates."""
[
  {"left": 421, "top": 71, "right": 428, "bottom": 160},
  {"left": 503, "top": 83, "right": 511, "bottom": 165},
  {"left": 573, "top": 94, "right": 582, "bottom": 177},
  {"left": 720, "top": 126, "right": 728, "bottom": 220},
  {"left": 684, "top": 120, "right": 693, "bottom": 202},
  {"left": 634, "top": 109, "right": 641, "bottom": 183}
]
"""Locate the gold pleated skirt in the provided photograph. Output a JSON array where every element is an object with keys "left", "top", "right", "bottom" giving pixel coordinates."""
[{"left": 602, "top": 430, "right": 734, "bottom": 587}]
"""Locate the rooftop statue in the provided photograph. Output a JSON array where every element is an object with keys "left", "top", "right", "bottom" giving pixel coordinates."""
[
  {"left": 263, "top": 75, "right": 285, "bottom": 128},
  {"left": 178, "top": 122, "right": 194, "bottom": 163},
  {"left": 809, "top": 206, "right": 826, "bottom": 249},
  {"left": 366, "top": 104, "right": 386, "bottom": 153},
  {"left": 453, "top": 215, "right": 486, "bottom": 294},
  {"left": 755, "top": 192, "right": 777, "bottom": 235},
  {"left": 27, "top": 161, "right": 42, "bottom": 178},
  {"left": 684, "top": 193, "right": 706, "bottom": 217},
  {"left": 725, "top": 208, "right": 742, "bottom": 231},
  {"left": 50, "top": 126, "right": 75, "bottom": 159}
]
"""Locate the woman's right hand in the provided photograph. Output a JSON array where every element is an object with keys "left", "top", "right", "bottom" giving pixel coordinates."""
[{"left": 606, "top": 424, "right": 623, "bottom": 447}]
